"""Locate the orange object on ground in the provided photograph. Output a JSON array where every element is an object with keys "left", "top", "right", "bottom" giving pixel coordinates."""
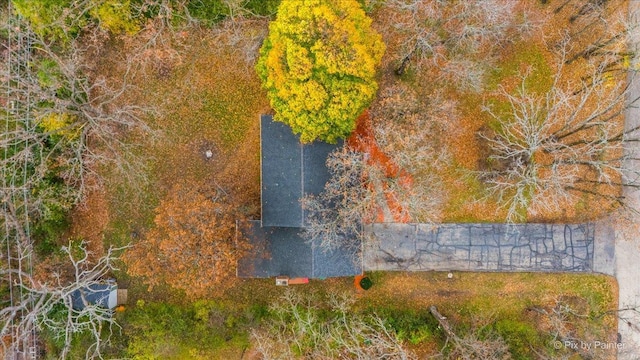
[
  {"left": 287, "top": 277, "right": 309, "bottom": 285},
  {"left": 354, "top": 274, "right": 366, "bottom": 291}
]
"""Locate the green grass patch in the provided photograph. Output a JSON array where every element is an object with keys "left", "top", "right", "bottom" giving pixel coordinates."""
[
  {"left": 200, "top": 92, "right": 253, "bottom": 150},
  {"left": 493, "top": 319, "right": 541, "bottom": 360},
  {"left": 120, "top": 299, "right": 254, "bottom": 359},
  {"left": 244, "top": 0, "right": 281, "bottom": 16},
  {"left": 187, "top": 0, "right": 230, "bottom": 26},
  {"left": 373, "top": 307, "right": 442, "bottom": 345},
  {"left": 487, "top": 42, "right": 554, "bottom": 95},
  {"left": 441, "top": 162, "right": 491, "bottom": 222},
  {"left": 186, "top": 0, "right": 281, "bottom": 26},
  {"left": 484, "top": 42, "right": 554, "bottom": 133}
]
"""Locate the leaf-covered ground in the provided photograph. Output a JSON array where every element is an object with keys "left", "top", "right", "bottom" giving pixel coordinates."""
[
  {"left": 69, "top": 23, "right": 269, "bottom": 251},
  {"left": 371, "top": 0, "right": 628, "bottom": 222}
]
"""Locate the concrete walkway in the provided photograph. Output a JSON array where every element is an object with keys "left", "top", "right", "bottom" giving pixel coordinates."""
[
  {"left": 614, "top": 223, "right": 640, "bottom": 358},
  {"left": 364, "top": 223, "right": 601, "bottom": 273}
]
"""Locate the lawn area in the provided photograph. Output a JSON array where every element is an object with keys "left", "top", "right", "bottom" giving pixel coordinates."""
[
  {"left": 63, "top": 21, "right": 271, "bottom": 304},
  {"left": 106, "top": 272, "right": 617, "bottom": 359},
  {"left": 68, "top": 24, "right": 269, "bottom": 257}
]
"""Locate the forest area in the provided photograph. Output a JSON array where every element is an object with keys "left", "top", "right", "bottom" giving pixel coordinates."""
[{"left": 0, "top": 0, "right": 636, "bottom": 358}]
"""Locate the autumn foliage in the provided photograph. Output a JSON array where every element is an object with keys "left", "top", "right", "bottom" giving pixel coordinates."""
[
  {"left": 124, "top": 184, "right": 248, "bottom": 298},
  {"left": 256, "top": 0, "right": 385, "bottom": 143}
]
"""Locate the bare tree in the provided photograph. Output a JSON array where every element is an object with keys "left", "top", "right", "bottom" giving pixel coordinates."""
[
  {"left": 553, "top": 0, "right": 636, "bottom": 69},
  {"left": 372, "top": 84, "right": 451, "bottom": 223},
  {"left": 35, "top": 36, "right": 155, "bottom": 191},
  {"left": 1, "top": 13, "right": 155, "bottom": 205},
  {"left": 208, "top": 16, "right": 269, "bottom": 66},
  {"left": 1, "top": 241, "right": 127, "bottom": 359},
  {"left": 302, "top": 147, "right": 378, "bottom": 254},
  {"left": 304, "top": 85, "right": 451, "bottom": 246},
  {"left": 478, "top": 50, "right": 640, "bottom": 221},
  {"left": 528, "top": 297, "right": 624, "bottom": 360},
  {"left": 251, "top": 289, "right": 415, "bottom": 360},
  {"left": 384, "top": 0, "right": 536, "bottom": 90},
  {"left": 124, "top": 0, "right": 269, "bottom": 73},
  {"left": 0, "top": 11, "right": 150, "bottom": 359}
]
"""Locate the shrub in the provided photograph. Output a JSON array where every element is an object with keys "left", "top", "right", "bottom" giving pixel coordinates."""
[
  {"left": 187, "top": 0, "right": 230, "bottom": 26},
  {"left": 124, "top": 300, "right": 252, "bottom": 359},
  {"left": 244, "top": 0, "right": 280, "bottom": 16},
  {"left": 90, "top": 0, "right": 140, "bottom": 34},
  {"left": 13, "top": 0, "right": 84, "bottom": 41},
  {"left": 375, "top": 307, "right": 439, "bottom": 345},
  {"left": 14, "top": 0, "right": 139, "bottom": 42},
  {"left": 359, "top": 276, "right": 373, "bottom": 290},
  {"left": 493, "top": 319, "right": 540, "bottom": 360},
  {"left": 32, "top": 176, "right": 76, "bottom": 254},
  {"left": 38, "top": 113, "right": 81, "bottom": 142}
]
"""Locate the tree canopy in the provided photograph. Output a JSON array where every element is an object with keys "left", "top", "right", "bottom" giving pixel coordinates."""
[
  {"left": 256, "top": 0, "right": 385, "bottom": 143},
  {"left": 124, "top": 184, "right": 248, "bottom": 298},
  {"left": 12, "top": 0, "right": 139, "bottom": 41}
]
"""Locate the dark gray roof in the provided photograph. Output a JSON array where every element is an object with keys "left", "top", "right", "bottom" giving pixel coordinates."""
[
  {"left": 260, "top": 116, "right": 303, "bottom": 227},
  {"left": 237, "top": 221, "right": 312, "bottom": 277},
  {"left": 239, "top": 116, "right": 360, "bottom": 278},
  {"left": 70, "top": 284, "right": 114, "bottom": 310},
  {"left": 237, "top": 221, "right": 361, "bottom": 278},
  {"left": 302, "top": 140, "right": 337, "bottom": 200},
  {"left": 260, "top": 115, "right": 341, "bottom": 228}
]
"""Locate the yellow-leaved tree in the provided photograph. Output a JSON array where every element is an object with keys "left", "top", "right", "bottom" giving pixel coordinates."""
[{"left": 256, "top": 0, "right": 385, "bottom": 143}]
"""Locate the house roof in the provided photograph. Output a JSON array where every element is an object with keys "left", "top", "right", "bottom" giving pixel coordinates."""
[
  {"left": 260, "top": 115, "right": 341, "bottom": 227},
  {"left": 237, "top": 115, "right": 361, "bottom": 279},
  {"left": 237, "top": 221, "right": 361, "bottom": 278}
]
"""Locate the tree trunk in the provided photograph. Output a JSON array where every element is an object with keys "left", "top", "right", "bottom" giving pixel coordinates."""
[
  {"left": 395, "top": 49, "right": 414, "bottom": 76},
  {"left": 429, "top": 305, "right": 459, "bottom": 341}
]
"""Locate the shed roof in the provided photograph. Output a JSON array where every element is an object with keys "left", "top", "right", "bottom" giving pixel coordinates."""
[{"left": 70, "top": 284, "right": 117, "bottom": 310}]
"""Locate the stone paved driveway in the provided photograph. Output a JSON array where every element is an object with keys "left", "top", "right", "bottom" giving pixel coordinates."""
[{"left": 364, "top": 223, "right": 601, "bottom": 272}]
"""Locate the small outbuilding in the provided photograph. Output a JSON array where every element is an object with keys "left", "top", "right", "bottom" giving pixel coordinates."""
[{"left": 70, "top": 283, "right": 127, "bottom": 311}]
